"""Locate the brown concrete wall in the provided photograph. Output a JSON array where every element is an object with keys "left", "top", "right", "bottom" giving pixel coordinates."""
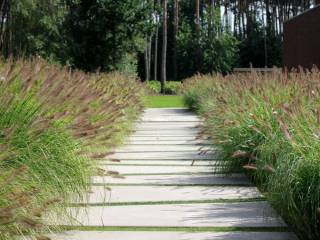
[{"left": 283, "top": 6, "right": 320, "bottom": 69}]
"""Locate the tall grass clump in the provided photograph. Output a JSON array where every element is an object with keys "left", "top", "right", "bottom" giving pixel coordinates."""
[
  {"left": 182, "top": 70, "right": 320, "bottom": 240},
  {"left": 0, "top": 58, "right": 144, "bottom": 240}
]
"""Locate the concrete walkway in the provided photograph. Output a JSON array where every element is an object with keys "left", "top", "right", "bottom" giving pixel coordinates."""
[{"left": 51, "top": 108, "right": 298, "bottom": 240}]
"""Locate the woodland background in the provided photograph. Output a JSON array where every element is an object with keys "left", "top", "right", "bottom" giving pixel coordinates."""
[{"left": 0, "top": 0, "right": 316, "bottom": 80}]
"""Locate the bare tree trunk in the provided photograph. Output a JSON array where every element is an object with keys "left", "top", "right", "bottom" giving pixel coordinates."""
[
  {"left": 144, "top": 0, "right": 153, "bottom": 82},
  {"left": 208, "top": 0, "right": 214, "bottom": 38},
  {"left": 173, "top": 0, "right": 179, "bottom": 80},
  {"left": 144, "top": 43, "right": 150, "bottom": 81},
  {"left": 148, "top": 36, "right": 152, "bottom": 80},
  {"left": 195, "top": 0, "right": 202, "bottom": 70},
  {"left": 223, "top": 0, "right": 229, "bottom": 30},
  {"left": 144, "top": 36, "right": 152, "bottom": 81},
  {"left": 154, "top": 26, "right": 158, "bottom": 81},
  {"left": 195, "top": 0, "right": 200, "bottom": 35},
  {"left": 7, "top": 0, "right": 12, "bottom": 57},
  {"left": 0, "top": 0, "right": 9, "bottom": 56},
  {"left": 154, "top": 0, "right": 160, "bottom": 81},
  {"left": 161, "top": 0, "right": 167, "bottom": 94},
  {"left": 264, "top": 0, "right": 269, "bottom": 67}
]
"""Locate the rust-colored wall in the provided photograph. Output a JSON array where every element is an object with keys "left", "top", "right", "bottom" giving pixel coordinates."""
[{"left": 283, "top": 6, "right": 320, "bottom": 69}]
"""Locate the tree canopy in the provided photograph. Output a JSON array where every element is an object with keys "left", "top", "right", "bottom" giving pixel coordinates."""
[{"left": 0, "top": 0, "right": 316, "bottom": 77}]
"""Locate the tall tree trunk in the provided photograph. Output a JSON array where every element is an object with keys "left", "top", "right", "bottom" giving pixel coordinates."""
[
  {"left": 266, "top": 0, "right": 272, "bottom": 33},
  {"left": 154, "top": 26, "right": 158, "bottom": 81},
  {"left": 208, "top": 0, "right": 214, "bottom": 38},
  {"left": 154, "top": 0, "right": 160, "bottom": 81},
  {"left": 264, "top": 0, "right": 270, "bottom": 67},
  {"left": 173, "top": 0, "right": 179, "bottom": 80},
  {"left": 0, "top": 0, "right": 8, "bottom": 51},
  {"left": 195, "top": 0, "right": 200, "bottom": 35},
  {"left": 161, "top": 0, "right": 167, "bottom": 94},
  {"left": 0, "top": 0, "right": 10, "bottom": 56},
  {"left": 148, "top": 36, "right": 152, "bottom": 80},
  {"left": 144, "top": 0, "right": 153, "bottom": 82},
  {"left": 224, "top": 0, "right": 229, "bottom": 30},
  {"left": 144, "top": 42, "right": 150, "bottom": 81},
  {"left": 195, "top": 0, "right": 202, "bottom": 71}
]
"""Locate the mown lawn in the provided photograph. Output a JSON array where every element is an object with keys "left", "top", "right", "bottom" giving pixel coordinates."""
[{"left": 144, "top": 95, "right": 186, "bottom": 108}]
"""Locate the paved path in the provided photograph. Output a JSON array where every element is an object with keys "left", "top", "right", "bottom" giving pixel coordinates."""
[{"left": 51, "top": 108, "right": 298, "bottom": 240}]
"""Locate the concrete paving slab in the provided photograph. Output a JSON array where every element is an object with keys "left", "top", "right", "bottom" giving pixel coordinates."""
[
  {"left": 135, "top": 121, "right": 203, "bottom": 125},
  {"left": 114, "top": 145, "right": 212, "bottom": 152},
  {"left": 49, "top": 231, "right": 298, "bottom": 240},
  {"left": 57, "top": 202, "right": 286, "bottom": 227},
  {"left": 125, "top": 140, "right": 211, "bottom": 145},
  {"left": 92, "top": 173, "right": 252, "bottom": 185},
  {"left": 132, "top": 130, "right": 200, "bottom": 135},
  {"left": 100, "top": 160, "right": 216, "bottom": 166},
  {"left": 127, "top": 136, "right": 204, "bottom": 141},
  {"left": 141, "top": 113, "right": 198, "bottom": 117},
  {"left": 134, "top": 127, "right": 201, "bottom": 132},
  {"left": 141, "top": 114, "right": 199, "bottom": 119},
  {"left": 78, "top": 186, "right": 262, "bottom": 204},
  {"left": 100, "top": 165, "right": 215, "bottom": 174},
  {"left": 136, "top": 120, "right": 200, "bottom": 125},
  {"left": 142, "top": 113, "right": 197, "bottom": 118},
  {"left": 135, "top": 124, "right": 202, "bottom": 130},
  {"left": 109, "top": 152, "right": 215, "bottom": 160},
  {"left": 141, "top": 116, "right": 201, "bottom": 122},
  {"left": 134, "top": 126, "right": 201, "bottom": 131}
]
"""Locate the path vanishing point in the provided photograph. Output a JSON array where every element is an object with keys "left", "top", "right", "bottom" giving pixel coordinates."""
[{"left": 51, "top": 108, "right": 298, "bottom": 240}]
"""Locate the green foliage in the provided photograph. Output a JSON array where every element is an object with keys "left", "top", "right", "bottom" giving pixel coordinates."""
[
  {"left": 2, "top": 0, "right": 283, "bottom": 77},
  {"left": 63, "top": 0, "right": 154, "bottom": 71},
  {"left": 115, "top": 53, "right": 139, "bottom": 76},
  {"left": 0, "top": 58, "right": 144, "bottom": 240},
  {"left": 1, "top": 0, "right": 154, "bottom": 73},
  {"left": 7, "top": 0, "right": 69, "bottom": 62},
  {"left": 237, "top": 22, "right": 282, "bottom": 67},
  {"left": 182, "top": 72, "right": 320, "bottom": 240},
  {"left": 201, "top": 33, "right": 239, "bottom": 74},
  {"left": 176, "top": 6, "right": 239, "bottom": 79},
  {"left": 146, "top": 80, "right": 182, "bottom": 95}
]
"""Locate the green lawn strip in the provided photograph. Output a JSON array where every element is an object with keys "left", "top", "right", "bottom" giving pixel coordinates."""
[
  {"left": 112, "top": 151, "right": 215, "bottom": 153},
  {"left": 126, "top": 144, "right": 212, "bottom": 146},
  {"left": 134, "top": 121, "right": 202, "bottom": 123},
  {"left": 144, "top": 95, "right": 186, "bottom": 108},
  {"left": 56, "top": 226, "right": 290, "bottom": 233},
  {"left": 102, "top": 164, "right": 222, "bottom": 167},
  {"left": 69, "top": 198, "right": 266, "bottom": 207},
  {"left": 100, "top": 158, "right": 224, "bottom": 161}
]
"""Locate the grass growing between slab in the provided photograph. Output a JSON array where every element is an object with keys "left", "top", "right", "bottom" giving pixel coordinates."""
[
  {"left": 144, "top": 95, "right": 186, "bottom": 108},
  {"left": 92, "top": 183, "right": 253, "bottom": 187},
  {"left": 182, "top": 71, "right": 320, "bottom": 240},
  {"left": 70, "top": 198, "right": 266, "bottom": 207},
  {"left": 58, "top": 226, "right": 290, "bottom": 233}
]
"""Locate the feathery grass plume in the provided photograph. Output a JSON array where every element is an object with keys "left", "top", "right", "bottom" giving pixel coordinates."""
[
  {"left": 0, "top": 58, "right": 145, "bottom": 240},
  {"left": 182, "top": 69, "right": 320, "bottom": 240}
]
